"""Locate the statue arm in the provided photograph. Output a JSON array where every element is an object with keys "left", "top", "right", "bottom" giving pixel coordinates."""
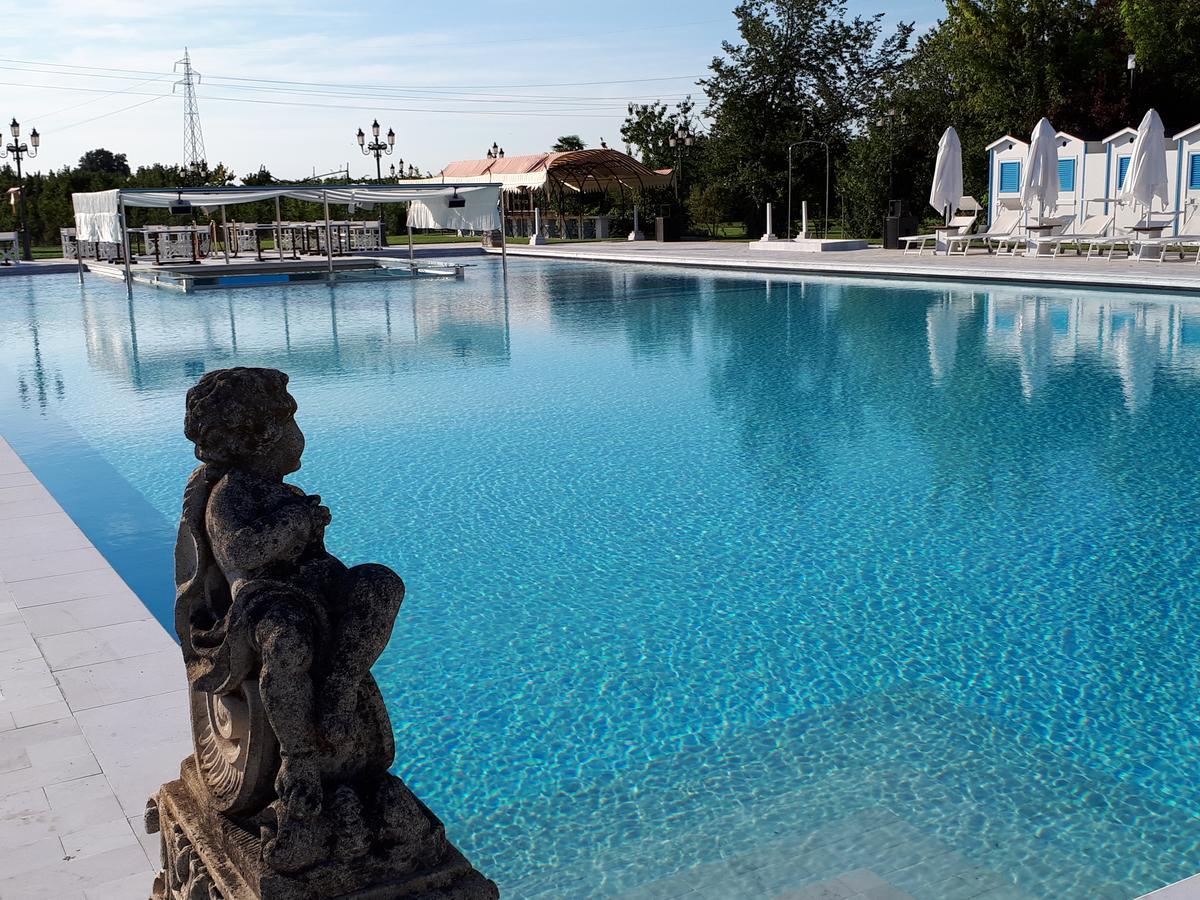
[{"left": 207, "top": 478, "right": 318, "bottom": 574}]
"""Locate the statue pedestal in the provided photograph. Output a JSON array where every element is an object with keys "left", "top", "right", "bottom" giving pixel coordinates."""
[{"left": 148, "top": 758, "right": 497, "bottom": 900}]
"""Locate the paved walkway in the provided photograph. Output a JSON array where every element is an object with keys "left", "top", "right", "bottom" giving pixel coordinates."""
[
  {"left": 487, "top": 241, "right": 1200, "bottom": 294},
  {"left": 0, "top": 435, "right": 188, "bottom": 900}
]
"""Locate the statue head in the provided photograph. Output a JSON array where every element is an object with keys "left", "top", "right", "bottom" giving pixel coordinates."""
[{"left": 184, "top": 367, "right": 304, "bottom": 477}]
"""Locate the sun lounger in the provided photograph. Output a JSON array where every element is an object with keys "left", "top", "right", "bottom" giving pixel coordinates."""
[
  {"left": 902, "top": 212, "right": 977, "bottom": 255},
  {"left": 945, "top": 207, "right": 1020, "bottom": 256},
  {"left": 1032, "top": 213, "right": 1113, "bottom": 257},
  {"left": 1087, "top": 217, "right": 1174, "bottom": 260},
  {"left": 1128, "top": 207, "right": 1200, "bottom": 262}
]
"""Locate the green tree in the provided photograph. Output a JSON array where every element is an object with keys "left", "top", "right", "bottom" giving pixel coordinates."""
[
  {"left": 687, "top": 183, "right": 731, "bottom": 236},
  {"left": 621, "top": 97, "right": 697, "bottom": 169},
  {"left": 552, "top": 135, "right": 586, "bottom": 152},
  {"left": 1119, "top": 0, "right": 1200, "bottom": 124},
  {"left": 77, "top": 149, "right": 130, "bottom": 177},
  {"left": 700, "top": 0, "right": 913, "bottom": 236}
]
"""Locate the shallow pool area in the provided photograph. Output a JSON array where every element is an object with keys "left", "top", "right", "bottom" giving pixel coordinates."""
[{"left": 3, "top": 262, "right": 1200, "bottom": 898}]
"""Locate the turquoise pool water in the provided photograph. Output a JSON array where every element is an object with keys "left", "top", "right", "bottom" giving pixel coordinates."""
[{"left": 2, "top": 264, "right": 1200, "bottom": 898}]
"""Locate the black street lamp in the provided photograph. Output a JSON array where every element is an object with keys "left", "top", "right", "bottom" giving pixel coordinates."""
[
  {"left": 2, "top": 118, "right": 39, "bottom": 261},
  {"left": 486, "top": 142, "right": 505, "bottom": 160},
  {"left": 668, "top": 120, "right": 696, "bottom": 201},
  {"left": 357, "top": 118, "right": 394, "bottom": 244},
  {"left": 875, "top": 109, "right": 900, "bottom": 199}
]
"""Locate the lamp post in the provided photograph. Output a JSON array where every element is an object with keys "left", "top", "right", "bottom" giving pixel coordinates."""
[
  {"left": 875, "top": 109, "right": 898, "bottom": 200},
  {"left": 357, "top": 119, "right": 394, "bottom": 245},
  {"left": 668, "top": 121, "right": 695, "bottom": 201},
  {"left": 2, "top": 118, "right": 39, "bottom": 261},
  {"left": 787, "top": 139, "right": 830, "bottom": 239},
  {"left": 486, "top": 142, "right": 505, "bottom": 160}
]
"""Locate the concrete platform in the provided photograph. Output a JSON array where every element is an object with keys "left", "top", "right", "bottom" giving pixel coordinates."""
[
  {"left": 753, "top": 237, "right": 870, "bottom": 252},
  {"left": 486, "top": 240, "right": 1200, "bottom": 295}
]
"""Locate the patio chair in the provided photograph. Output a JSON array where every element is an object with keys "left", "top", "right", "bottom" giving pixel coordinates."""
[
  {"left": 901, "top": 211, "right": 977, "bottom": 256},
  {"left": 945, "top": 206, "right": 1020, "bottom": 256},
  {"left": 1087, "top": 216, "right": 1174, "bottom": 261},
  {"left": 1032, "top": 213, "right": 1113, "bottom": 257},
  {"left": 1133, "top": 205, "right": 1200, "bottom": 263},
  {"left": 0, "top": 231, "right": 18, "bottom": 266}
]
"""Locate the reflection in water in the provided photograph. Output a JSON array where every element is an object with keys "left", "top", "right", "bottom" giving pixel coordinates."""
[
  {"left": 65, "top": 280, "right": 512, "bottom": 393},
  {"left": 8, "top": 268, "right": 1200, "bottom": 900},
  {"left": 15, "top": 280, "right": 66, "bottom": 413},
  {"left": 925, "top": 290, "right": 976, "bottom": 384}
]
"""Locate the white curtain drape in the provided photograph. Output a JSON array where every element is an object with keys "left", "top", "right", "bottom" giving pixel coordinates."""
[
  {"left": 405, "top": 190, "right": 501, "bottom": 232},
  {"left": 71, "top": 189, "right": 121, "bottom": 242}
]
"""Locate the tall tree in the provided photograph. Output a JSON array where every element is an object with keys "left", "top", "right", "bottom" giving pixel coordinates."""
[
  {"left": 552, "top": 135, "right": 586, "bottom": 152},
  {"left": 77, "top": 149, "right": 130, "bottom": 177},
  {"left": 621, "top": 97, "right": 697, "bottom": 169},
  {"left": 699, "top": 0, "right": 913, "bottom": 235}
]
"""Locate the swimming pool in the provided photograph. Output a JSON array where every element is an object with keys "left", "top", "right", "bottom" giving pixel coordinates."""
[{"left": 2, "top": 263, "right": 1200, "bottom": 898}]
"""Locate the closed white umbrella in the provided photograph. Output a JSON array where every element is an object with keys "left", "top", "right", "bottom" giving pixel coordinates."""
[
  {"left": 1120, "top": 108, "right": 1169, "bottom": 212},
  {"left": 929, "top": 126, "right": 963, "bottom": 224},
  {"left": 1021, "top": 117, "right": 1060, "bottom": 220}
]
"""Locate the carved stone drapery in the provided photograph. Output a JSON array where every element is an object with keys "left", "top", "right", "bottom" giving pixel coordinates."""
[{"left": 148, "top": 367, "right": 498, "bottom": 899}]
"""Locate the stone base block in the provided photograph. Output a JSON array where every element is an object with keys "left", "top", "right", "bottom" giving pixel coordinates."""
[
  {"left": 752, "top": 238, "right": 869, "bottom": 252},
  {"left": 147, "top": 759, "right": 498, "bottom": 900}
]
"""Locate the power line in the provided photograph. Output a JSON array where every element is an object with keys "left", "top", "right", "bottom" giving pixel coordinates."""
[
  {"left": 0, "top": 57, "right": 703, "bottom": 92},
  {"left": 0, "top": 80, "right": 636, "bottom": 118},
  {"left": 57, "top": 94, "right": 168, "bottom": 132},
  {"left": 35, "top": 74, "right": 174, "bottom": 120}
]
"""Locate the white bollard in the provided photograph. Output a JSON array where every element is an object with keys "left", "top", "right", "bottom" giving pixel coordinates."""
[
  {"left": 530, "top": 208, "right": 548, "bottom": 245},
  {"left": 759, "top": 202, "right": 778, "bottom": 242},
  {"left": 628, "top": 205, "right": 645, "bottom": 241}
]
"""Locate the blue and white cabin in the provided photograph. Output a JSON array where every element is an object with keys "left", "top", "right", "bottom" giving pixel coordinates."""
[
  {"left": 1101, "top": 127, "right": 1140, "bottom": 228},
  {"left": 987, "top": 120, "right": 1200, "bottom": 234},
  {"left": 1173, "top": 122, "right": 1200, "bottom": 232},
  {"left": 985, "top": 135, "right": 1028, "bottom": 228}
]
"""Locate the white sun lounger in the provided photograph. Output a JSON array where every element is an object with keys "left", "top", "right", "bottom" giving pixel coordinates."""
[
  {"left": 1130, "top": 206, "right": 1200, "bottom": 262},
  {"left": 902, "top": 212, "right": 977, "bottom": 255},
  {"left": 944, "top": 206, "right": 1020, "bottom": 256},
  {"left": 1087, "top": 217, "right": 1175, "bottom": 260},
  {"left": 1032, "top": 213, "right": 1114, "bottom": 257}
]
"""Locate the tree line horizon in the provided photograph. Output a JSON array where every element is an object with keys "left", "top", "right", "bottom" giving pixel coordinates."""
[{"left": 3, "top": 0, "right": 1198, "bottom": 244}]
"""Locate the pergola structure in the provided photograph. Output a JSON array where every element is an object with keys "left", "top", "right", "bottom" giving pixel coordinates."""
[
  {"left": 415, "top": 149, "right": 673, "bottom": 233},
  {"left": 71, "top": 182, "right": 503, "bottom": 294}
]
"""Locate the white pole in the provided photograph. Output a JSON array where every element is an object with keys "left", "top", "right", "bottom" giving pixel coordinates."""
[
  {"left": 759, "top": 202, "right": 777, "bottom": 242},
  {"left": 499, "top": 195, "right": 508, "bottom": 279},
  {"left": 323, "top": 191, "right": 334, "bottom": 280},
  {"left": 220, "top": 206, "right": 230, "bottom": 264},
  {"left": 275, "top": 196, "right": 284, "bottom": 261},
  {"left": 801, "top": 201, "right": 808, "bottom": 239},
  {"left": 119, "top": 196, "right": 133, "bottom": 298},
  {"left": 75, "top": 229, "right": 85, "bottom": 285},
  {"left": 407, "top": 212, "right": 414, "bottom": 264}
]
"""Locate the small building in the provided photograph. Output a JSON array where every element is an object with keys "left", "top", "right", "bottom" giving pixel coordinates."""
[
  {"left": 987, "top": 121, "right": 1200, "bottom": 234},
  {"left": 1173, "top": 123, "right": 1200, "bottom": 229}
]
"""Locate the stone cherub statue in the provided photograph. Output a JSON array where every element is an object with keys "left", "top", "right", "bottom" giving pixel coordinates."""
[{"left": 147, "top": 367, "right": 497, "bottom": 899}]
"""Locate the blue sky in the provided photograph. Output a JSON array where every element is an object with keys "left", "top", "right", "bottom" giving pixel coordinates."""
[{"left": 2, "top": 0, "right": 944, "bottom": 179}]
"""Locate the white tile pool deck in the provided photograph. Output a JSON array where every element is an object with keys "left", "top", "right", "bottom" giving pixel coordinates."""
[
  {"left": 485, "top": 241, "right": 1200, "bottom": 295},
  {"left": 0, "top": 435, "right": 188, "bottom": 899},
  {"left": 3, "top": 255, "right": 1200, "bottom": 897}
]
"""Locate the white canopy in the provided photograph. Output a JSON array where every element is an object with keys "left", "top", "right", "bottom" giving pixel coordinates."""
[
  {"left": 1120, "top": 108, "right": 1170, "bottom": 211},
  {"left": 406, "top": 189, "right": 501, "bottom": 232},
  {"left": 72, "top": 189, "right": 122, "bottom": 243},
  {"left": 1021, "top": 117, "right": 1061, "bottom": 215},
  {"left": 929, "top": 127, "right": 963, "bottom": 221},
  {"left": 71, "top": 183, "right": 501, "bottom": 242}
]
